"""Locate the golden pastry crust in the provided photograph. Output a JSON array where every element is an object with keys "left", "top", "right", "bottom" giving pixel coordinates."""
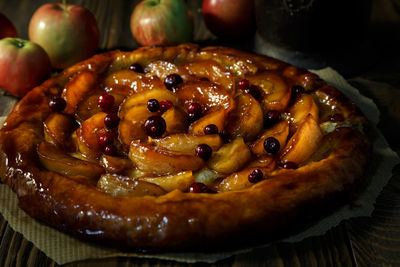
[{"left": 0, "top": 44, "right": 370, "bottom": 250}]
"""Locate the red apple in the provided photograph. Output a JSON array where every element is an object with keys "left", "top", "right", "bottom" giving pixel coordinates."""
[
  {"left": 0, "top": 13, "right": 18, "bottom": 39},
  {"left": 28, "top": 3, "right": 99, "bottom": 69},
  {"left": 0, "top": 38, "right": 51, "bottom": 97},
  {"left": 130, "top": 0, "right": 193, "bottom": 46},
  {"left": 202, "top": 0, "right": 255, "bottom": 39}
]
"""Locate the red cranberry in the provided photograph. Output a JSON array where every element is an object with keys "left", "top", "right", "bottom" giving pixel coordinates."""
[
  {"left": 103, "top": 144, "right": 117, "bottom": 156},
  {"left": 164, "top": 73, "right": 183, "bottom": 91},
  {"left": 238, "top": 79, "right": 250, "bottom": 90},
  {"left": 98, "top": 93, "right": 115, "bottom": 112},
  {"left": 104, "top": 113, "right": 120, "bottom": 128},
  {"left": 220, "top": 129, "right": 230, "bottom": 143},
  {"left": 159, "top": 100, "right": 174, "bottom": 113},
  {"left": 147, "top": 99, "right": 159, "bottom": 112},
  {"left": 189, "top": 182, "right": 209, "bottom": 193},
  {"left": 248, "top": 169, "right": 263, "bottom": 183},
  {"left": 143, "top": 116, "right": 166, "bottom": 138},
  {"left": 48, "top": 97, "right": 66, "bottom": 112},
  {"left": 195, "top": 144, "right": 212, "bottom": 161},
  {"left": 98, "top": 132, "right": 114, "bottom": 147},
  {"left": 278, "top": 161, "right": 298, "bottom": 169},
  {"left": 244, "top": 85, "right": 261, "bottom": 100},
  {"left": 187, "top": 102, "right": 202, "bottom": 121},
  {"left": 129, "top": 63, "right": 144, "bottom": 73},
  {"left": 264, "top": 110, "right": 281, "bottom": 126},
  {"left": 264, "top": 137, "right": 280, "bottom": 154},
  {"left": 204, "top": 124, "right": 218, "bottom": 135}
]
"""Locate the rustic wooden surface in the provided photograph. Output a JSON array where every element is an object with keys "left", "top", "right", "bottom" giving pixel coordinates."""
[{"left": 0, "top": 0, "right": 399, "bottom": 266}]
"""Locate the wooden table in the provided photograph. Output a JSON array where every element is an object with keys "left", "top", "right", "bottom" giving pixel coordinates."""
[{"left": 0, "top": 0, "right": 399, "bottom": 266}]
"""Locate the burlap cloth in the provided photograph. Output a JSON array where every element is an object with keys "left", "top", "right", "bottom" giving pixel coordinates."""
[{"left": 0, "top": 68, "right": 398, "bottom": 264}]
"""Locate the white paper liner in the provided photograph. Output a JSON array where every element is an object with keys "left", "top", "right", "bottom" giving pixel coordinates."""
[{"left": 0, "top": 67, "right": 398, "bottom": 264}]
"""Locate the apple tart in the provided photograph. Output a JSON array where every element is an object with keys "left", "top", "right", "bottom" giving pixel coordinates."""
[{"left": 0, "top": 44, "right": 370, "bottom": 250}]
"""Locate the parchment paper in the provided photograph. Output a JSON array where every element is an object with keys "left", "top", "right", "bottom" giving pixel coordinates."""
[{"left": 0, "top": 68, "right": 398, "bottom": 264}]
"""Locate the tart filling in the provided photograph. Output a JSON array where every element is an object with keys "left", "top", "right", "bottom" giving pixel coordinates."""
[{"left": 0, "top": 44, "right": 370, "bottom": 249}]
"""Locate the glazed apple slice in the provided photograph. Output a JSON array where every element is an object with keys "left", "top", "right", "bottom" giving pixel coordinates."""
[
  {"left": 97, "top": 173, "right": 166, "bottom": 197},
  {"left": 151, "top": 133, "right": 223, "bottom": 154},
  {"left": 208, "top": 137, "right": 252, "bottom": 173},
  {"left": 247, "top": 71, "right": 291, "bottom": 112},
  {"left": 146, "top": 60, "right": 191, "bottom": 81},
  {"left": 43, "top": 113, "right": 78, "bottom": 149},
  {"left": 212, "top": 167, "right": 271, "bottom": 192},
  {"left": 287, "top": 93, "right": 319, "bottom": 133},
  {"left": 120, "top": 88, "right": 178, "bottom": 118},
  {"left": 175, "top": 80, "right": 234, "bottom": 111},
  {"left": 99, "top": 154, "right": 134, "bottom": 174},
  {"left": 75, "top": 112, "right": 107, "bottom": 160},
  {"left": 226, "top": 93, "right": 263, "bottom": 141},
  {"left": 183, "top": 59, "right": 235, "bottom": 94},
  {"left": 245, "top": 155, "right": 276, "bottom": 171},
  {"left": 162, "top": 107, "right": 188, "bottom": 134},
  {"left": 119, "top": 104, "right": 156, "bottom": 147},
  {"left": 129, "top": 141, "right": 205, "bottom": 175},
  {"left": 280, "top": 114, "right": 322, "bottom": 165},
  {"left": 62, "top": 71, "right": 99, "bottom": 114},
  {"left": 250, "top": 120, "right": 289, "bottom": 155},
  {"left": 38, "top": 141, "right": 104, "bottom": 179},
  {"left": 139, "top": 171, "right": 195, "bottom": 192},
  {"left": 103, "top": 69, "right": 165, "bottom": 95},
  {"left": 188, "top": 107, "right": 227, "bottom": 136}
]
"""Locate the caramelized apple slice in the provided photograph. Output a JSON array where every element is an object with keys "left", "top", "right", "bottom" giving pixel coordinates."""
[
  {"left": 247, "top": 71, "right": 291, "bottom": 112},
  {"left": 76, "top": 90, "right": 125, "bottom": 122},
  {"left": 162, "top": 107, "right": 188, "bottom": 134},
  {"left": 175, "top": 80, "right": 234, "bottom": 111},
  {"left": 213, "top": 167, "right": 270, "bottom": 192},
  {"left": 38, "top": 142, "right": 104, "bottom": 178},
  {"left": 226, "top": 93, "right": 263, "bottom": 141},
  {"left": 184, "top": 60, "right": 235, "bottom": 94},
  {"left": 193, "top": 167, "right": 225, "bottom": 186},
  {"left": 208, "top": 137, "right": 251, "bottom": 173},
  {"left": 280, "top": 114, "right": 322, "bottom": 165},
  {"left": 129, "top": 141, "right": 204, "bottom": 175},
  {"left": 287, "top": 93, "right": 319, "bottom": 133},
  {"left": 103, "top": 69, "right": 165, "bottom": 95},
  {"left": 189, "top": 107, "right": 227, "bottom": 135},
  {"left": 62, "top": 71, "right": 99, "bottom": 114},
  {"left": 99, "top": 154, "right": 134, "bottom": 174},
  {"left": 139, "top": 171, "right": 195, "bottom": 192},
  {"left": 120, "top": 88, "right": 178, "bottom": 117},
  {"left": 44, "top": 113, "right": 77, "bottom": 149},
  {"left": 250, "top": 120, "right": 289, "bottom": 155},
  {"left": 75, "top": 112, "right": 107, "bottom": 160},
  {"left": 146, "top": 60, "right": 191, "bottom": 81},
  {"left": 97, "top": 173, "right": 166, "bottom": 197},
  {"left": 119, "top": 104, "right": 156, "bottom": 146},
  {"left": 151, "top": 133, "right": 223, "bottom": 154},
  {"left": 245, "top": 154, "right": 276, "bottom": 170}
]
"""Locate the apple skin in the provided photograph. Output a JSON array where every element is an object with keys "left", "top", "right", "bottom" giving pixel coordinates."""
[
  {"left": 130, "top": 0, "right": 193, "bottom": 46},
  {"left": 202, "top": 0, "right": 255, "bottom": 39},
  {"left": 29, "top": 3, "right": 99, "bottom": 69},
  {"left": 0, "top": 13, "right": 18, "bottom": 39},
  {"left": 0, "top": 38, "right": 51, "bottom": 97}
]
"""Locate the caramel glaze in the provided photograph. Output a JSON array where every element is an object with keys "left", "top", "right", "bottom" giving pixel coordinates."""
[{"left": 0, "top": 44, "right": 370, "bottom": 250}]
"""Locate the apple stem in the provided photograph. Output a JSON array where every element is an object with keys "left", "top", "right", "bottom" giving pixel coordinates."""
[{"left": 62, "top": 0, "right": 67, "bottom": 9}]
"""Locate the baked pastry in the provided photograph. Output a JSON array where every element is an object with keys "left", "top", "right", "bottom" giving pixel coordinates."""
[{"left": 0, "top": 44, "right": 370, "bottom": 250}]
